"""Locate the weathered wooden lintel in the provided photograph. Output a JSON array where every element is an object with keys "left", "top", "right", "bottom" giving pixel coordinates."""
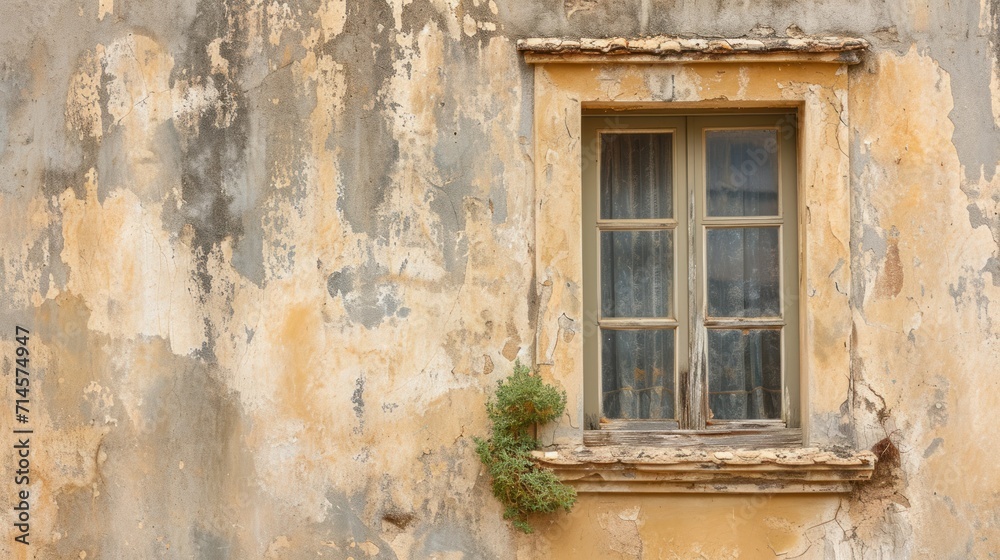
[{"left": 518, "top": 36, "right": 869, "bottom": 65}]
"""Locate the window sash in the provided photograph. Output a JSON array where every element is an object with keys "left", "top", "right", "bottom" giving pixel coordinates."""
[
  {"left": 692, "top": 116, "right": 799, "bottom": 428},
  {"left": 585, "top": 120, "right": 688, "bottom": 426}
]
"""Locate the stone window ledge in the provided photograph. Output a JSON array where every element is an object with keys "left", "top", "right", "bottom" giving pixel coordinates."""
[
  {"left": 531, "top": 446, "right": 876, "bottom": 494},
  {"left": 517, "top": 36, "right": 869, "bottom": 64}
]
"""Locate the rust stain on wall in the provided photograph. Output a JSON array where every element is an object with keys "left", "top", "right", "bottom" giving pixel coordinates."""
[{"left": 874, "top": 235, "right": 903, "bottom": 298}]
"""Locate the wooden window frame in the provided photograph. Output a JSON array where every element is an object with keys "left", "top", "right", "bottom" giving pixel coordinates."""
[{"left": 582, "top": 111, "right": 802, "bottom": 447}]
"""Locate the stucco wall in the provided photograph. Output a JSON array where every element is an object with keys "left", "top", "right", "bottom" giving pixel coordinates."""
[{"left": 0, "top": 1, "right": 998, "bottom": 558}]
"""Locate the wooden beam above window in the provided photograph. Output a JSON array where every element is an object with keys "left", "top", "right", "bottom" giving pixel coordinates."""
[{"left": 518, "top": 36, "right": 870, "bottom": 65}]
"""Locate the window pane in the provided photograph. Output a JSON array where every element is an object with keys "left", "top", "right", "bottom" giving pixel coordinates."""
[
  {"left": 708, "top": 329, "right": 781, "bottom": 420},
  {"left": 706, "top": 227, "right": 780, "bottom": 318},
  {"left": 600, "top": 133, "right": 673, "bottom": 219},
  {"left": 601, "top": 329, "right": 675, "bottom": 419},
  {"left": 706, "top": 129, "right": 779, "bottom": 217},
  {"left": 601, "top": 230, "right": 673, "bottom": 318}
]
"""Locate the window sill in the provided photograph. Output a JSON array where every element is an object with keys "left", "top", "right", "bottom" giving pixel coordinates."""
[
  {"left": 584, "top": 426, "right": 803, "bottom": 448},
  {"left": 531, "top": 446, "right": 876, "bottom": 494}
]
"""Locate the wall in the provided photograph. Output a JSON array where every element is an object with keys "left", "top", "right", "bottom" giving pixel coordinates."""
[{"left": 0, "top": 1, "right": 997, "bottom": 558}]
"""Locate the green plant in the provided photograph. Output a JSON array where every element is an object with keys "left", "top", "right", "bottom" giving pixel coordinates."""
[{"left": 474, "top": 361, "right": 577, "bottom": 533}]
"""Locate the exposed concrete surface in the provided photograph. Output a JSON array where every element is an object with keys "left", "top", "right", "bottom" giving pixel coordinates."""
[{"left": 0, "top": 1, "right": 998, "bottom": 558}]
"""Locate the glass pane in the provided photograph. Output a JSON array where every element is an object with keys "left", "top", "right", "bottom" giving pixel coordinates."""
[
  {"left": 600, "top": 133, "right": 673, "bottom": 219},
  {"left": 708, "top": 329, "right": 782, "bottom": 420},
  {"left": 706, "top": 129, "right": 779, "bottom": 217},
  {"left": 601, "top": 329, "right": 675, "bottom": 419},
  {"left": 601, "top": 231, "right": 673, "bottom": 318},
  {"left": 706, "top": 227, "right": 780, "bottom": 318}
]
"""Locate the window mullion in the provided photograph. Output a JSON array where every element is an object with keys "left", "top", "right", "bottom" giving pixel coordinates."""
[
  {"left": 685, "top": 118, "right": 707, "bottom": 430},
  {"left": 673, "top": 118, "right": 689, "bottom": 429}
]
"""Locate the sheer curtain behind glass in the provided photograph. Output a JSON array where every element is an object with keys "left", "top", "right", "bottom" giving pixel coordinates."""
[
  {"left": 599, "top": 133, "right": 675, "bottom": 420},
  {"left": 705, "top": 129, "right": 783, "bottom": 420}
]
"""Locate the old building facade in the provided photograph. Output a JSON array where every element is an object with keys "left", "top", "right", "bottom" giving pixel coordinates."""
[{"left": 1, "top": 1, "right": 998, "bottom": 558}]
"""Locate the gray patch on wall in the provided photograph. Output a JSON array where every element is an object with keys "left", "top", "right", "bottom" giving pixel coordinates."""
[
  {"left": 327, "top": 0, "right": 510, "bottom": 278},
  {"left": 923, "top": 437, "right": 943, "bottom": 458},
  {"left": 416, "top": 520, "right": 499, "bottom": 559},
  {"left": 157, "top": 0, "right": 259, "bottom": 291},
  {"left": 323, "top": 0, "right": 400, "bottom": 238},
  {"left": 327, "top": 252, "right": 409, "bottom": 329},
  {"left": 318, "top": 491, "right": 399, "bottom": 559},
  {"left": 421, "top": 29, "right": 516, "bottom": 275},
  {"left": 44, "top": 339, "right": 268, "bottom": 558},
  {"left": 352, "top": 374, "right": 365, "bottom": 419},
  {"left": 191, "top": 525, "right": 233, "bottom": 560},
  {"left": 489, "top": 163, "right": 509, "bottom": 225},
  {"left": 883, "top": 0, "right": 1000, "bottom": 183}
]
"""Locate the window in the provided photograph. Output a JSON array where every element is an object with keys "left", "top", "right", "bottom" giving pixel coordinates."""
[
  {"left": 520, "top": 37, "right": 876, "bottom": 488},
  {"left": 521, "top": 37, "right": 869, "bottom": 462},
  {"left": 582, "top": 112, "right": 800, "bottom": 437}
]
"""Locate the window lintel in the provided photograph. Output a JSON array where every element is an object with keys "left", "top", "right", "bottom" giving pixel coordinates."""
[{"left": 518, "top": 36, "right": 869, "bottom": 65}]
